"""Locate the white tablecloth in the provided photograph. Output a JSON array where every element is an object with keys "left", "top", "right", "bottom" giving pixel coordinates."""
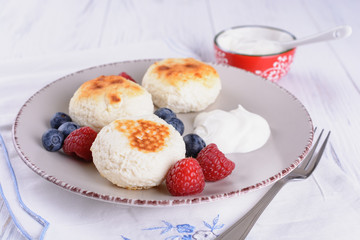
[{"left": 1, "top": 41, "right": 360, "bottom": 240}]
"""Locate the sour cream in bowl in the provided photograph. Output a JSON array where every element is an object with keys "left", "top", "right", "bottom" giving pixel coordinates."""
[{"left": 214, "top": 25, "right": 296, "bottom": 82}]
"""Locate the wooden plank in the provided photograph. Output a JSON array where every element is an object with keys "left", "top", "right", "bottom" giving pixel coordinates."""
[
  {"left": 208, "top": 0, "right": 319, "bottom": 35},
  {"left": 99, "top": 0, "right": 215, "bottom": 60},
  {"left": 301, "top": 0, "right": 360, "bottom": 90},
  {"left": 0, "top": 0, "right": 215, "bottom": 61}
]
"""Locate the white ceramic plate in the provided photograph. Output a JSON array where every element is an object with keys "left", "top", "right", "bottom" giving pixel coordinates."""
[{"left": 12, "top": 59, "right": 313, "bottom": 206}]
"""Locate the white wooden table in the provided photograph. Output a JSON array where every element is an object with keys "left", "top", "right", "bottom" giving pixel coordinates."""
[{"left": 1, "top": 0, "right": 359, "bottom": 239}]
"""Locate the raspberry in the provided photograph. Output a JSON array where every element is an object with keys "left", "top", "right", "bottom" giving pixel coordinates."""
[
  {"left": 166, "top": 158, "right": 205, "bottom": 196},
  {"left": 63, "top": 127, "right": 97, "bottom": 161},
  {"left": 119, "top": 72, "right": 136, "bottom": 82},
  {"left": 196, "top": 143, "right": 235, "bottom": 182}
]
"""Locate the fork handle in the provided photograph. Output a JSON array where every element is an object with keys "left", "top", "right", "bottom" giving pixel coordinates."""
[{"left": 216, "top": 179, "right": 287, "bottom": 240}]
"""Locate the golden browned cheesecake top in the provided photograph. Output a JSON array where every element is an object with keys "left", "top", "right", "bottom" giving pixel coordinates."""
[
  {"left": 114, "top": 119, "right": 170, "bottom": 153},
  {"left": 151, "top": 58, "right": 219, "bottom": 88},
  {"left": 77, "top": 75, "right": 144, "bottom": 104}
]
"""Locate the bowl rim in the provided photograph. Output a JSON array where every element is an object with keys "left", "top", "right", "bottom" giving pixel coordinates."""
[{"left": 214, "top": 25, "right": 297, "bottom": 57}]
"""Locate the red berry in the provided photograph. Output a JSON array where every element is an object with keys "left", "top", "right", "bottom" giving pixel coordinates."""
[
  {"left": 118, "top": 72, "right": 136, "bottom": 82},
  {"left": 166, "top": 158, "right": 205, "bottom": 196},
  {"left": 63, "top": 127, "right": 97, "bottom": 161},
  {"left": 196, "top": 143, "right": 235, "bottom": 182}
]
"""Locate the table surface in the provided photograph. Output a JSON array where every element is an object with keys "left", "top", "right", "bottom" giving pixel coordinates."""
[{"left": 1, "top": 0, "right": 359, "bottom": 239}]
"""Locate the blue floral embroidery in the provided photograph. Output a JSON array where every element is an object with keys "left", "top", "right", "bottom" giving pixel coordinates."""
[
  {"left": 192, "top": 214, "right": 225, "bottom": 239},
  {"left": 142, "top": 220, "right": 195, "bottom": 239},
  {"left": 139, "top": 214, "right": 224, "bottom": 240},
  {"left": 177, "top": 224, "right": 195, "bottom": 233},
  {"left": 203, "top": 214, "right": 224, "bottom": 233}
]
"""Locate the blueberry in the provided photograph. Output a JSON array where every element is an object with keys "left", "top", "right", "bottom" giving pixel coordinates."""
[
  {"left": 42, "top": 129, "right": 65, "bottom": 152},
  {"left": 58, "top": 122, "right": 80, "bottom": 137},
  {"left": 183, "top": 133, "right": 206, "bottom": 158},
  {"left": 50, "top": 112, "right": 72, "bottom": 129},
  {"left": 154, "top": 108, "right": 176, "bottom": 122},
  {"left": 167, "top": 117, "right": 184, "bottom": 135}
]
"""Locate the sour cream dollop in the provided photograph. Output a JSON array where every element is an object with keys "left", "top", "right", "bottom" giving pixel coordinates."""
[{"left": 193, "top": 105, "right": 271, "bottom": 154}]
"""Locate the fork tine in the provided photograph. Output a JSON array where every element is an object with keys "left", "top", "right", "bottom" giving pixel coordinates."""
[
  {"left": 300, "top": 128, "right": 324, "bottom": 169},
  {"left": 305, "top": 131, "right": 331, "bottom": 175}
]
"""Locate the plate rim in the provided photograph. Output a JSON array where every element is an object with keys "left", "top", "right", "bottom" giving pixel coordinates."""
[{"left": 12, "top": 59, "right": 314, "bottom": 207}]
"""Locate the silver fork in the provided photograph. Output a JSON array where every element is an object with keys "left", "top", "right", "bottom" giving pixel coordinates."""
[{"left": 216, "top": 129, "right": 331, "bottom": 240}]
